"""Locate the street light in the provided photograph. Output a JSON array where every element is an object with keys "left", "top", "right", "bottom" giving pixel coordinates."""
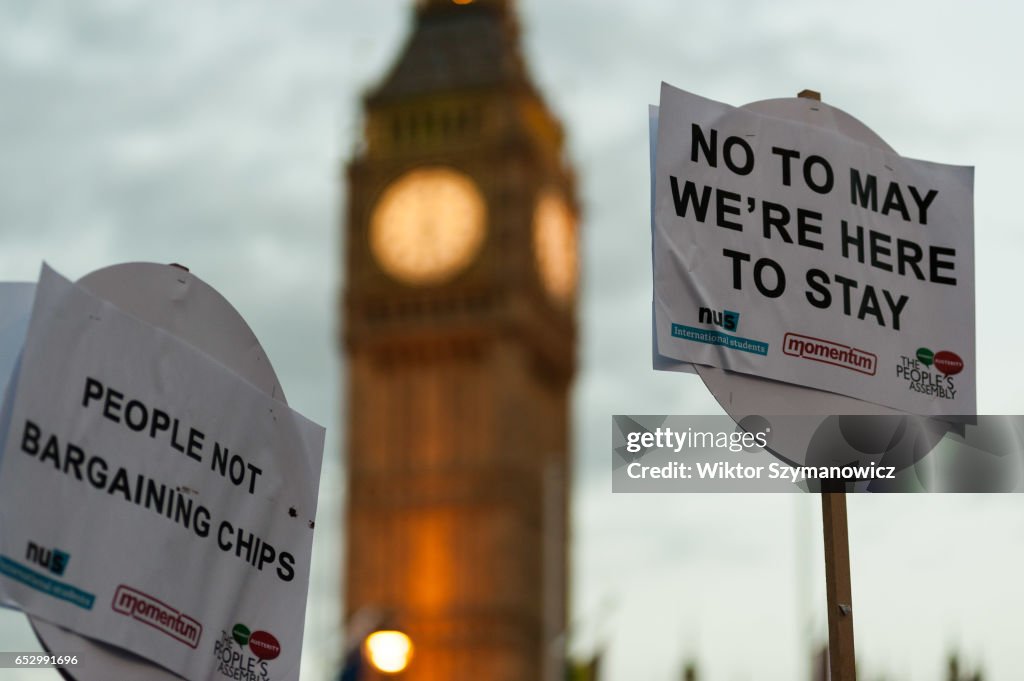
[{"left": 364, "top": 630, "right": 414, "bottom": 674}]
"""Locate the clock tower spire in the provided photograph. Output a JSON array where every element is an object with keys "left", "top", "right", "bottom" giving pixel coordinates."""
[{"left": 341, "top": 0, "right": 577, "bottom": 678}]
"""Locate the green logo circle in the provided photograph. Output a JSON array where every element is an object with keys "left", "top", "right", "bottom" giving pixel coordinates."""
[
  {"left": 916, "top": 347, "right": 934, "bottom": 366},
  {"left": 232, "top": 623, "right": 251, "bottom": 646}
]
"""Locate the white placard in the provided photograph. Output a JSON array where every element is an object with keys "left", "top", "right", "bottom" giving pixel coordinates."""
[
  {"left": 650, "top": 104, "right": 696, "bottom": 375},
  {"left": 0, "top": 265, "right": 325, "bottom": 681},
  {"left": 653, "top": 84, "right": 976, "bottom": 416}
]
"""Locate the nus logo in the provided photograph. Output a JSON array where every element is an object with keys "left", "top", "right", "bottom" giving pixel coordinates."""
[
  {"left": 698, "top": 307, "right": 739, "bottom": 332},
  {"left": 25, "top": 542, "right": 69, "bottom": 576}
]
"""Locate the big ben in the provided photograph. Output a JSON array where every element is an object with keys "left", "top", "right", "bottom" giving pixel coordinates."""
[{"left": 341, "top": 0, "right": 578, "bottom": 680}]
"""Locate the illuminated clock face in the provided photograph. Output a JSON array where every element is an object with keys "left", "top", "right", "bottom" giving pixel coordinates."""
[
  {"left": 369, "top": 167, "right": 487, "bottom": 285},
  {"left": 532, "top": 189, "right": 578, "bottom": 305}
]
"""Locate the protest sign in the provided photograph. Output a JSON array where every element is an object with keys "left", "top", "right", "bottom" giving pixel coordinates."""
[
  {"left": 653, "top": 84, "right": 975, "bottom": 416},
  {"left": 650, "top": 104, "right": 696, "bottom": 374},
  {"left": 0, "top": 265, "right": 325, "bottom": 681}
]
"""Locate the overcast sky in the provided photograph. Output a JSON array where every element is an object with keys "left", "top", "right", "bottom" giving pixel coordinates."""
[{"left": 2, "top": 1, "right": 1024, "bottom": 680}]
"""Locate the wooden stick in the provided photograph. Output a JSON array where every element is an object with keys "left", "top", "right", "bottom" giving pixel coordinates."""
[
  {"left": 821, "top": 490, "right": 856, "bottom": 680},
  {"left": 794, "top": 88, "right": 857, "bottom": 680}
]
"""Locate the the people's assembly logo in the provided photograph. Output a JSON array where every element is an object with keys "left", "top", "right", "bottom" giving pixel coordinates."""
[
  {"left": 212, "top": 622, "right": 281, "bottom": 681},
  {"left": 896, "top": 347, "right": 964, "bottom": 400}
]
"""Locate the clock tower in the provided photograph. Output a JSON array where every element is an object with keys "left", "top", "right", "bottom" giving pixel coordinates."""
[{"left": 341, "top": 1, "right": 577, "bottom": 680}]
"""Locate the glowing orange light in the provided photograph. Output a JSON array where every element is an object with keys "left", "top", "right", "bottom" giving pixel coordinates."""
[
  {"left": 452, "top": 0, "right": 475, "bottom": 5},
  {"left": 365, "top": 630, "right": 414, "bottom": 673}
]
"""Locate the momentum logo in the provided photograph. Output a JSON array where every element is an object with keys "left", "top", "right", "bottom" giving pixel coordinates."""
[
  {"left": 112, "top": 585, "right": 202, "bottom": 649},
  {"left": 783, "top": 333, "right": 877, "bottom": 376}
]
